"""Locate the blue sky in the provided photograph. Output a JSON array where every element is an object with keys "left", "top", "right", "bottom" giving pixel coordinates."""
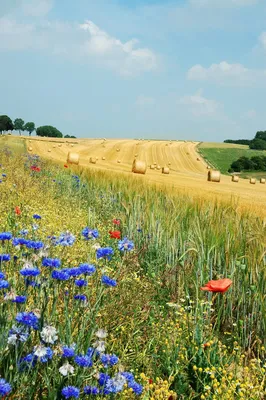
[{"left": 0, "top": 0, "right": 266, "bottom": 141}]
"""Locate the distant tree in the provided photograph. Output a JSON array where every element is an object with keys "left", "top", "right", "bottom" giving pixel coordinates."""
[
  {"left": 254, "top": 131, "right": 266, "bottom": 141},
  {"left": 36, "top": 125, "right": 63, "bottom": 138},
  {"left": 64, "top": 134, "right": 76, "bottom": 139},
  {"left": 229, "top": 155, "right": 266, "bottom": 172},
  {"left": 14, "top": 118, "right": 25, "bottom": 135},
  {"left": 224, "top": 139, "right": 251, "bottom": 146},
  {"left": 24, "top": 122, "right": 35, "bottom": 136},
  {"left": 249, "top": 139, "right": 266, "bottom": 150},
  {"left": 0, "top": 115, "right": 14, "bottom": 134}
]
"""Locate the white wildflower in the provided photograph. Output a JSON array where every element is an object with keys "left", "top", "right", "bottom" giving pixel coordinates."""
[
  {"left": 40, "top": 325, "right": 58, "bottom": 344},
  {"left": 59, "top": 362, "right": 75, "bottom": 376},
  {"left": 34, "top": 345, "right": 48, "bottom": 358},
  {"left": 93, "top": 340, "right": 106, "bottom": 353},
  {"left": 95, "top": 329, "right": 108, "bottom": 339}
]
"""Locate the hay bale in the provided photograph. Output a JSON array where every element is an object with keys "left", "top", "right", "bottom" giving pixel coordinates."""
[
  {"left": 67, "top": 152, "right": 79, "bottom": 165},
  {"left": 207, "top": 170, "right": 221, "bottom": 182},
  {"left": 197, "top": 157, "right": 201, "bottom": 161},
  {"left": 48, "top": 149, "right": 51, "bottom": 153},
  {"left": 260, "top": 178, "right": 266, "bottom": 184},
  {"left": 207, "top": 166, "right": 211, "bottom": 170},
  {"left": 162, "top": 167, "right": 170, "bottom": 174},
  {"left": 168, "top": 162, "right": 171, "bottom": 166},
  {"left": 53, "top": 145, "right": 56, "bottom": 148},
  {"left": 28, "top": 147, "right": 33, "bottom": 152},
  {"left": 71, "top": 144, "right": 74, "bottom": 147},
  {"left": 250, "top": 178, "right": 256, "bottom": 185},
  {"left": 232, "top": 175, "right": 239, "bottom": 183},
  {"left": 58, "top": 144, "right": 62, "bottom": 147},
  {"left": 96, "top": 157, "right": 98, "bottom": 160},
  {"left": 89, "top": 157, "right": 97, "bottom": 164},
  {"left": 116, "top": 148, "right": 120, "bottom": 152},
  {"left": 156, "top": 165, "right": 161, "bottom": 170},
  {"left": 150, "top": 164, "right": 155, "bottom": 170},
  {"left": 132, "top": 159, "right": 147, "bottom": 175},
  {"left": 29, "top": 140, "right": 32, "bottom": 143},
  {"left": 117, "top": 160, "right": 121, "bottom": 163},
  {"left": 134, "top": 154, "right": 138, "bottom": 157},
  {"left": 102, "top": 157, "right": 106, "bottom": 160}
]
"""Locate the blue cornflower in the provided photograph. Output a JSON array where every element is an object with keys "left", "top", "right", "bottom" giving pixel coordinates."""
[
  {"left": 74, "top": 294, "right": 87, "bottom": 302},
  {"left": 16, "top": 312, "right": 39, "bottom": 330},
  {"left": 105, "top": 373, "right": 127, "bottom": 393},
  {"left": 12, "top": 237, "right": 28, "bottom": 246},
  {"left": 33, "top": 214, "right": 41, "bottom": 219},
  {"left": 61, "top": 386, "right": 80, "bottom": 399},
  {"left": 67, "top": 268, "right": 82, "bottom": 277},
  {"left": 62, "top": 346, "right": 75, "bottom": 358},
  {"left": 83, "top": 386, "right": 99, "bottom": 395},
  {"left": 51, "top": 269, "right": 70, "bottom": 281},
  {"left": 11, "top": 295, "right": 27, "bottom": 304},
  {"left": 42, "top": 258, "right": 61, "bottom": 268},
  {"left": 0, "top": 378, "right": 12, "bottom": 397},
  {"left": 24, "top": 278, "right": 41, "bottom": 288},
  {"left": 2, "top": 173, "right": 6, "bottom": 177},
  {"left": 101, "top": 275, "right": 117, "bottom": 287},
  {"left": 100, "top": 354, "right": 119, "bottom": 368},
  {"left": 0, "top": 271, "right": 5, "bottom": 279},
  {"left": 128, "top": 381, "right": 143, "bottom": 395},
  {"left": 82, "top": 227, "right": 99, "bottom": 240},
  {"left": 98, "top": 373, "right": 111, "bottom": 386},
  {"left": 0, "top": 232, "right": 12, "bottom": 241},
  {"left": 118, "top": 237, "right": 134, "bottom": 252},
  {"left": 74, "top": 355, "right": 93, "bottom": 367},
  {"left": 75, "top": 279, "right": 87, "bottom": 287},
  {"left": 78, "top": 263, "right": 96, "bottom": 275},
  {"left": 26, "top": 240, "right": 44, "bottom": 250},
  {"left": 0, "top": 254, "right": 11, "bottom": 262},
  {"left": 121, "top": 372, "right": 135, "bottom": 382},
  {"left": 55, "top": 232, "right": 75, "bottom": 246},
  {"left": 18, "top": 353, "right": 37, "bottom": 371},
  {"left": 8, "top": 325, "right": 29, "bottom": 345},
  {"left": 96, "top": 247, "right": 114, "bottom": 260},
  {"left": 20, "top": 266, "right": 40, "bottom": 277},
  {"left": 0, "top": 280, "right": 9, "bottom": 289}
]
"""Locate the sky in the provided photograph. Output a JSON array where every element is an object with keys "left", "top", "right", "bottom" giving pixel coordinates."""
[{"left": 0, "top": 0, "right": 266, "bottom": 141}]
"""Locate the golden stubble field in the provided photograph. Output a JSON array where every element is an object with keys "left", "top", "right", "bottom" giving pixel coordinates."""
[{"left": 24, "top": 136, "right": 266, "bottom": 214}]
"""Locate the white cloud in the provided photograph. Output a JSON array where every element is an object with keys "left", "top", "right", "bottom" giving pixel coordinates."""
[
  {"left": 187, "top": 61, "right": 266, "bottom": 86},
  {"left": 179, "top": 90, "right": 220, "bottom": 117},
  {"left": 136, "top": 95, "right": 155, "bottom": 107},
  {"left": 0, "top": 17, "right": 157, "bottom": 76},
  {"left": 189, "top": 0, "right": 258, "bottom": 8},
  {"left": 259, "top": 32, "right": 266, "bottom": 50},
  {"left": 22, "top": 0, "right": 53, "bottom": 17},
  {"left": 79, "top": 21, "right": 157, "bottom": 76}
]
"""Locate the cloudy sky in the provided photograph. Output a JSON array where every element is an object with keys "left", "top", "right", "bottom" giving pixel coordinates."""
[{"left": 0, "top": 0, "right": 265, "bottom": 141}]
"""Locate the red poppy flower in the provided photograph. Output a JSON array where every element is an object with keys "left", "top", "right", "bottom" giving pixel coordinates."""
[
  {"left": 149, "top": 379, "right": 153, "bottom": 384},
  {"left": 109, "top": 230, "right": 121, "bottom": 239},
  {"left": 200, "top": 278, "right": 232, "bottom": 293},
  {"left": 112, "top": 219, "right": 120, "bottom": 225},
  {"left": 15, "top": 206, "right": 21, "bottom": 216},
  {"left": 30, "top": 166, "right": 41, "bottom": 172},
  {"left": 64, "top": 164, "right": 68, "bottom": 168}
]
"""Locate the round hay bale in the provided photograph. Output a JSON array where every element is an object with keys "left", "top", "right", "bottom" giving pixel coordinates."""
[
  {"left": 150, "top": 164, "right": 155, "bottom": 170},
  {"left": 48, "top": 149, "right": 51, "bottom": 153},
  {"left": 89, "top": 157, "right": 97, "bottom": 164},
  {"left": 207, "top": 166, "right": 211, "bottom": 170},
  {"left": 58, "top": 144, "right": 62, "bottom": 147},
  {"left": 132, "top": 159, "right": 147, "bottom": 175},
  {"left": 156, "top": 165, "right": 161, "bottom": 170},
  {"left": 71, "top": 144, "right": 74, "bottom": 147},
  {"left": 232, "top": 175, "right": 239, "bottom": 183},
  {"left": 67, "top": 152, "right": 79, "bottom": 165},
  {"left": 162, "top": 167, "right": 170, "bottom": 174},
  {"left": 116, "top": 148, "right": 120, "bottom": 152},
  {"left": 28, "top": 147, "right": 33, "bottom": 152},
  {"left": 102, "top": 157, "right": 106, "bottom": 160},
  {"left": 165, "top": 143, "right": 168, "bottom": 146},
  {"left": 53, "top": 145, "right": 56, "bottom": 148},
  {"left": 207, "top": 170, "right": 221, "bottom": 183},
  {"left": 29, "top": 140, "right": 32, "bottom": 143},
  {"left": 117, "top": 160, "right": 121, "bottom": 163},
  {"left": 134, "top": 153, "right": 138, "bottom": 157},
  {"left": 168, "top": 162, "right": 171, "bottom": 166},
  {"left": 96, "top": 157, "right": 98, "bottom": 161},
  {"left": 260, "top": 178, "right": 266, "bottom": 184},
  {"left": 197, "top": 157, "right": 201, "bottom": 161},
  {"left": 250, "top": 178, "right": 256, "bottom": 185}
]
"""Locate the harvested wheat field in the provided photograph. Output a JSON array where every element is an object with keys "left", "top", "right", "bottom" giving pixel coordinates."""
[{"left": 23, "top": 136, "right": 266, "bottom": 214}]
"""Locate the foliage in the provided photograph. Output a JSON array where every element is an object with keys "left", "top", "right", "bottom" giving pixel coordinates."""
[
  {"left": 249, "top": 138, "right": 266, "bottom": 150},
  {"left": 36, "top": 125, "right": 63, "bottom": 138},
  {"left": 0, "top": 115, "right": 14, "bottom": 132},
  {"left": 0, "top": 144, "right": 265, "bottom": 399},
  {"left": 255, "top": 131, "right": 266, "bottom": 141},
  {"left": 13, "top": 118, "right": 25, "bottom": 134},
  {"left": 65, "top": 135, "right": 77, "bottom": 139},
  {"left": 230, "top": 155, "right": 266, "bottom": 172},
  {"left": 24, "top": 122, "right": 36, "bottom": 136},
  {"left": 224, "top": 139, "right": 251, "bottom": 145}
]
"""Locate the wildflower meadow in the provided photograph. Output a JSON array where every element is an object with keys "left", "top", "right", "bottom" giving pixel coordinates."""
[{"left": 0, "top": 139, "right": 265, "bottom": 399}]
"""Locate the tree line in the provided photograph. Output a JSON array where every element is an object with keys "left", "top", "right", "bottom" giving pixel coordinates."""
[
  {"left": 0, "top": 115, "right": 76, "bottom": 138},
  {"left": 224, "top": 131, "right": 266, "bottom": 150},
  {"left": 229, "top": 155, "right": 266, "bottom": 172}
]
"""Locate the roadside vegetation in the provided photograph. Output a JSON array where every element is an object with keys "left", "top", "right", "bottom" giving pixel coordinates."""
[{"left": 0, "top": 138, "right": 265, "bottom": 399}]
